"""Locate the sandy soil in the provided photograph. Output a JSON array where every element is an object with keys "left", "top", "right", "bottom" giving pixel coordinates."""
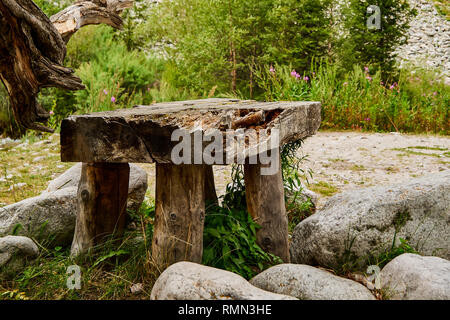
[{"left": 300, "top": 131, "right": 450, "bottom": 207}]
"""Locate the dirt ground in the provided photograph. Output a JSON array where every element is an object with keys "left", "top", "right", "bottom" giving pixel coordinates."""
[
  {"left": 140, "top": 131, "right": 450, "bottom": 209},
  {"left": 299, "top": 131, "right": 450, "bottom": 208}
]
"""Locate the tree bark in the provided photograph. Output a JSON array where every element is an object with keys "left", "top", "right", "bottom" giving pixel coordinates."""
[
  {"left": 151, "top": 164, "right": 206, "bottom": 270},
  {"left": 244, "top": 154, "right": 290, "bottom": 263},
  {"left": 0, "top": 0, "right": 132, "bottom": 132},
  {"left": 71, "top": 162, "right": 130, "bottom": 256}
]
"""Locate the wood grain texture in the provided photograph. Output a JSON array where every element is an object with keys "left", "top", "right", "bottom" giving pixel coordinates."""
[
  {"left": 244, "top": 153, "right": 290, "bottom": 263},
  {"left": 151, "top": 164, "right": 206, "bottom": 270},
  {"left": 71, "top": 162, "right": 130, "bottom": 256},
  {"left": 60, "top": 99, "right": 322, "bottom": 163},
  {"left": 204, "top": 165, "right": 218, "bottom": 204}
]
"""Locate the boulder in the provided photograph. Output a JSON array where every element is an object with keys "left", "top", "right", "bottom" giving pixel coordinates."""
[
  {"left": 0, "top": 236, "right": 39, "bottom": 278},
  {"left": 290, "top": 171, "right": 450, "bottom": 270},
  {"left": 250, "top": 264, "right": 375, "bottom": 300},
  {"left": 150, "top": 262, "right": 297, "bottom": 300},
  {"left": 45, "top": 163, "right": 148, "bottom": 213},
  {"left": 380, "top": 253, "right": 450, "bottom": 300},
  {"left": 0, "top": 188, "right": 77, "bottom": 246}
]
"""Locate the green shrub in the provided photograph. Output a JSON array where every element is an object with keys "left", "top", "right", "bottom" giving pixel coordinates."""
[
  {"left": 254, "top": 62, "right": 449, "bottom": 134},
  {"left": 144, "top": 0, "right": 333, "bottom": 96},
  {"left": 36, "top": 25, "right": 167, "bottom": 126},
  {"left": 338, "top": 0, "right": 417, "bottom": 81},
  {"left": 202, "top": 165, "right": 282, "bottom": 280}
]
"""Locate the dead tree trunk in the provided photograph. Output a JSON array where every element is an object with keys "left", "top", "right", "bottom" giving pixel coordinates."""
[{"left": 0, "top": 0, "right": 132, "bottom": 132}]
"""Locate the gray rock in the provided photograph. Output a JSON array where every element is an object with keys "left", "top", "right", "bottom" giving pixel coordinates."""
[
  {"left": 0, "top": 188, "right": 77, "bottom": 246},
  {"left": 45, "top": 163, "right": 148, "bottom": 213},
  {"left": 150, "top": 262, "right": 298, "bottom": 300},
  {"left": 250, "top": 264, "right": 375, "bottom": 300},
  {"left": 0, "top": 236, "right": 39, "bottom": 277},
  {"left": 380, "top": 253, "right": 450, "bottom": 300},
  {"left": 290, "top": 171, "right": 450, "bottom": 270}
]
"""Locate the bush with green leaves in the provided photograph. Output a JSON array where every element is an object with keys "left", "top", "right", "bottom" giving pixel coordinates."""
[
  {"left": 254, "top": 62, "right": 449, "bottom": 134},
  {"left": 143, "top": 0, "right": 333, "bottom": 96},
  {"left": 36, "top": 25, "right": 167, "bottom": 127},
  {"left": 338, "top": 0, "right": 417, "bottom": 81}
]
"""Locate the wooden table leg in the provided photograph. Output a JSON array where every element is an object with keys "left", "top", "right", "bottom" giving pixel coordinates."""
[
  {"left": 204, "top": 165, "right": 218, "bottom": 205},
  {"left": 151, "top": 164, "right": 206, "bottom": 270},
  {"left": 71, "top": 163, "right": 130, "bottom": 256},
  {"left": 244, "top": 155, "right": 290, "bottom": 263}
]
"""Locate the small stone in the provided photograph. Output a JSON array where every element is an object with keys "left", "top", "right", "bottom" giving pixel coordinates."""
[
  {"left": 32, "top": 156, "right": 46, "bottom": 163},
  {"left": 130, "top": 283, "right": 144, "bottom": 294}
]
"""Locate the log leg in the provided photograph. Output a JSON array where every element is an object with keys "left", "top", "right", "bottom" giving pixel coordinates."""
[
  {"left": 71, "top": 163, "right": 130, "bottom": 256},
  {"left": 244, "top": 154, "right": 290, "bottom": 262},
  {"left": 204, "top": 165, "right": 218, "bottom": 205},
  {"left": 151, "top": 164, "right": 206, "bottom": 270}
]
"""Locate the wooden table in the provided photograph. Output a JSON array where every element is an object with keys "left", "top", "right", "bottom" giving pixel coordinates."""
[{"left": 60, "top": 98, "right": 321, "bottom": 268}]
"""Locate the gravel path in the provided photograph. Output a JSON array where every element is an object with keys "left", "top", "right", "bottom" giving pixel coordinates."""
[{"left": 300, "top": 131, "right": 450, "bottom": 208}]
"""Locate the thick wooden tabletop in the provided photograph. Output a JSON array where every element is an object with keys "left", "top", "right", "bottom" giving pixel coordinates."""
[{"left": 60, "top": 99, "right": 321, "bottom": 163}]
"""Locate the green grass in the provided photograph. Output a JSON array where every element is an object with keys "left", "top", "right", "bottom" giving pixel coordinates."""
[
  {"left": 309, "top": 181, "right": 339, "bottom": 197},
  {"left": 434, "top": 0, "right": 450, "bottom": 20},
  {"left": 407, "top": 146, "right": 448, "bottom": 151},
  {"left": 350, "top": 164, "right": 366, "bottom": 172},
  {"left": 0, "top": 134, "right": 74, "bottom": 206},
  {"left": 391, "top": 147, "right": 447, "bottom": 158},
  {"left": 0, "top": 228, "right": 158, "bottom": 300}
]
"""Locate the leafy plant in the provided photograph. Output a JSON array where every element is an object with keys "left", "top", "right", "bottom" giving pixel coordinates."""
[
  {"left": 366, "top": 238, "right": 419, "bottom": 270},
  {"left": 338, "top": 0, "right": 417, "bottom": 81}
]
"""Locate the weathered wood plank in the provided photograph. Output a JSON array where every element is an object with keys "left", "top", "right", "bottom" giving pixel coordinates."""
[
  {"left": 151, "top": 164, "right": 206, "bottom": 270},
  {"left": 61, "top": 99, "right": 321, "bottom": 163},
  {"left": 244, "top": 153, "right": 290, "bottom": 263},
  {"left": 71, "top": 162, "right": 130, "bottom": 256}
]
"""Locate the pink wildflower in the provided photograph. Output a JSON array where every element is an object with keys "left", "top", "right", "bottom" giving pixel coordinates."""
[
  {"left": 103, "top": 89, "right": 108, "bottom": 95},
  {"left": 304, "top": 76, "right": 309, "bottom": 81},
  {"left": 111, "top": 96, "right": 116, "bottom": 103},
  {"left": 270, "top": 66, "right": 275, "bottom": 74},
  {"left": 49, "top": 110, "right": 54, "bottom": 116}
]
